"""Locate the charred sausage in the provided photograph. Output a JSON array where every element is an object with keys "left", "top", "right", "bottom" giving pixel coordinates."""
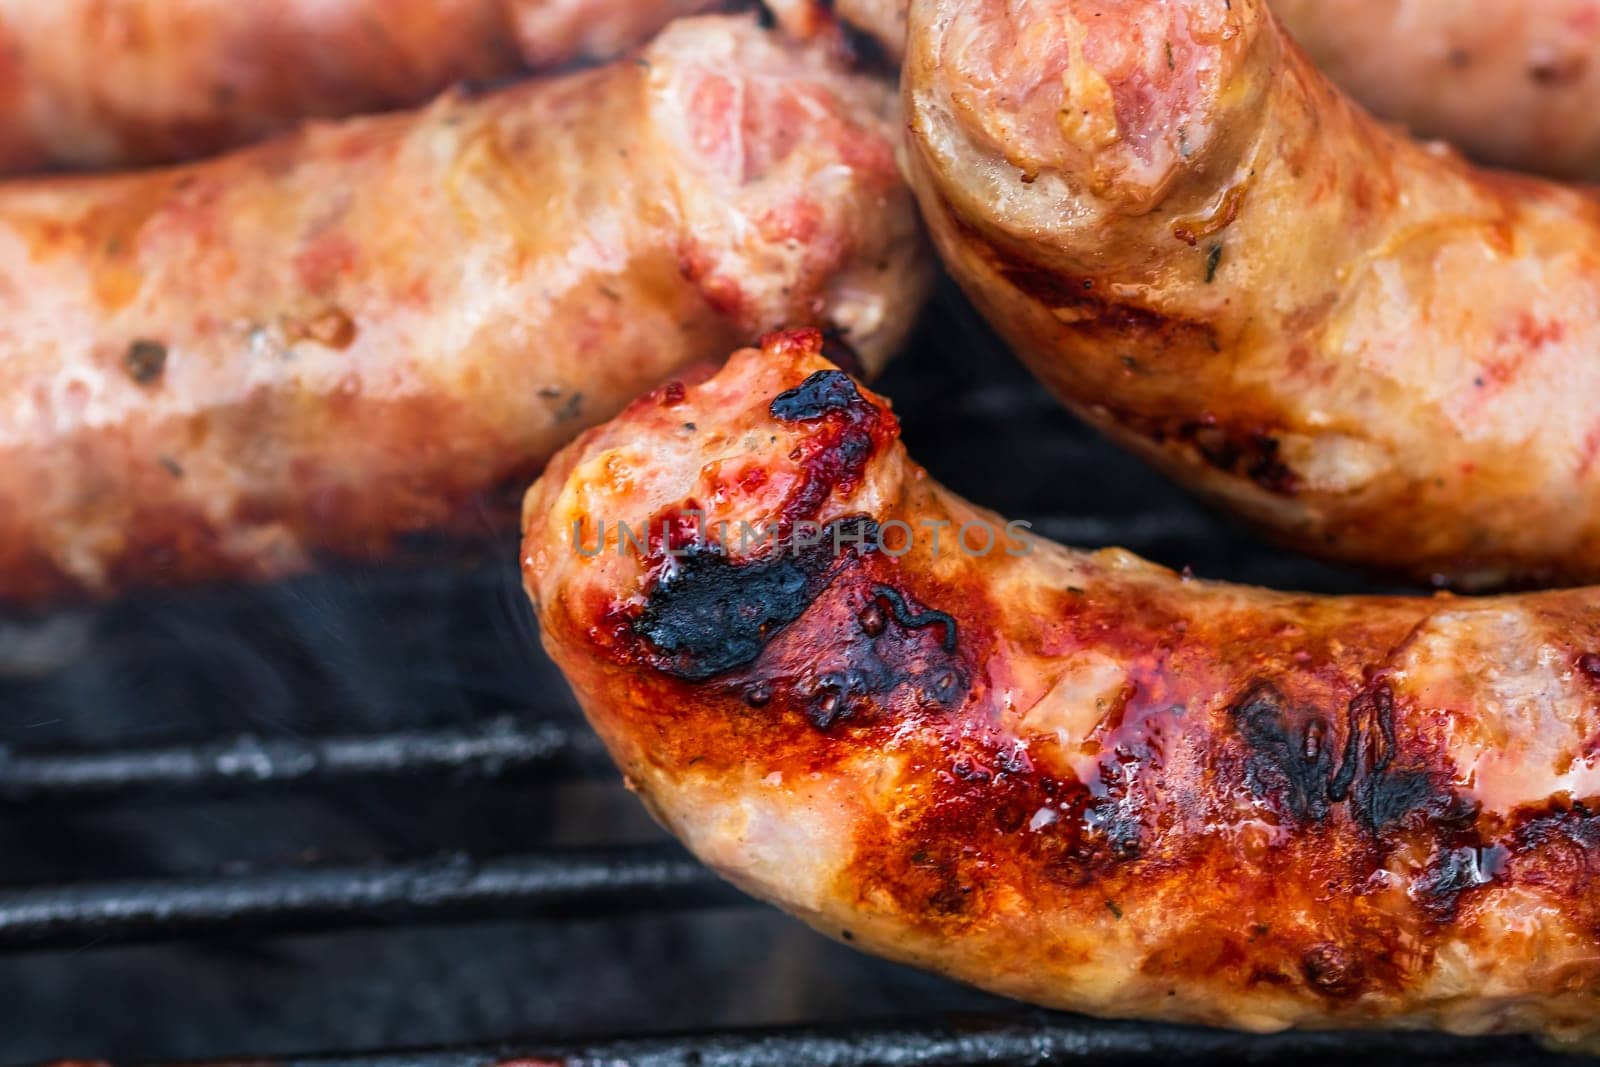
[
  {"left": 0, "top": 15, "right": 930, "bottom": 606},
  {"left": 0, "top": 0, "right": 717, "bottom": 174},
  {"left": 903, "top": 0, "right": 1600, "bottom": 589},
  {"left": 524, "top": 330, "right": 1600, "bottom": 1041}
]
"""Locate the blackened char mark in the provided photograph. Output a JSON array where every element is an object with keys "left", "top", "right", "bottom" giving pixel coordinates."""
[
  {"left": 1077, "top": 748, "right": 1148, "bottom": 861},
  {"left": 1229, "top": 682, "right": 1473, "bottom": 835},
  {"left": 770, "top": 369, "right": 866, "bottom": 421},
  {"left": 1231, "top": 682, "right": 1337, "bottom": 823},
  {"left": 797, "top": 645, "right": 964, "bottom": 731},
  {"left": 1333, "top": 683, "right": 1478, "bottom": 835},
  {"left": 1184, "top": 422, "right": 1297, "bottom": 496},
  {"left": 633, "top": 517, "right": 878, "bottom": 681},
  {"left": 1515, "top": 802, "right": 1600, "bottom": 855},
  {"left": 1410, "top": 843, "right": 1503, "bottom": 922},
  {"left": 1498, "top": 802, "right": 1600, "bottom": 924},
  {"left": 1116, "top": 411, "right": 1299, "bottom": 496},
  {"left": 871, "top": 585, "right": 958, "bottom": 652},
  {"left": 767, "top": 369, "right": 893, "bottom": 532},
  {"left": 802, "top": 586, "right": 966, "bottom": 731},
  {"left": 767, "top": 580, "right": 968, "bottom": 733}
]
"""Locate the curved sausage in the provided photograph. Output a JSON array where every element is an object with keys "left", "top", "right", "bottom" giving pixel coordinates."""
[
  {"left": 903, "top": 0, "right": 1600, "bottom": 590},
  {"left": 1273, "top": 0, "right": 1600, "bottom": 180},
  {"left": 523, "top": 330, "right": 1600, "bottom": 1041},
  {"left": 0, "top": 14, "right": 930, "bottom": 606},
  {"left": 768, "top": 0, "right": 1600, "bottom": 181},
  {"left": 0, "top": 0, "right": 717, "bottom": 174}
]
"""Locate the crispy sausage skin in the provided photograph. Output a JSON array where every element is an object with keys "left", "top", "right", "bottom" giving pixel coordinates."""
[
  {"left": 0, "top": 15, "right": 930, "bottom": 606},
  {"left": 524, "top": 330, "right": 1600, "bottom": 1040},
  {"left": 904, "top": 0, "right": 1600, "bottom": 590},
  {"left": 0, "top": 0, "right": 718, "bottom": 174},
  {"left": 1273, "top": 0, "right": 1600, "bottom": 180}
]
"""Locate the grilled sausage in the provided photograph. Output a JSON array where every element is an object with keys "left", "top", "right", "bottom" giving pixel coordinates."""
[
  {"left": 903, "top": 0, "right": 1600, "bottom": 590},
  {"left": 0, "top": 15, "right": 930, "bottom": 607},
  {"left": 523, "top": 330, "right": 1600, "bottom": 1041},
  {"left": 1273, "top": 0, "right": 1600, "bottom": 180},
  {"left": 0, "top": 0, "right": 718, "bottom": 174},
  {"left": 770, "top": 0, "right": 1600, "bottom": 182}
]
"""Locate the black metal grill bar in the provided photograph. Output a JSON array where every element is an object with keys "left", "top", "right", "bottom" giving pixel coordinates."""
[
  {"left": 0, "top": 844, "right": 745, "bottom": 951},
  {"left": 0, "top": 716, "right": 611, "bottom": 804},
  {"left": 194, "top": 1014, "right": 1599, "bottom": 1067}
]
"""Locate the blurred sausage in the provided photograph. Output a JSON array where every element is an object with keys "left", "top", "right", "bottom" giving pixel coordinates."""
[
  {"left": 772, "top": 0, "right": 1600, "bottom": 181},
  {"left": 1274, "top": 0, "right": 1600, "bottom": 179},
  {"left": 764, "top": 0, "right": 907, "bottom": 63},
  {"left": 0, "top": 15, "right": 931, "bottom": 606},
  {"left": 904, "top": 0, "right": 1600, "bottom": 589},
  {"left": 0, "top": 0, "right": 718, "bottom": 174}
]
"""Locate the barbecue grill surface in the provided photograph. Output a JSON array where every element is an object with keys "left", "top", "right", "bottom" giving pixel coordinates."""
[{"left": 0, "top": 287, "right": 1574, "bottom": 1065}]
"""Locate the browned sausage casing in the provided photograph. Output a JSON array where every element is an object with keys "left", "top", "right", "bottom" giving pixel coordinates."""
[
  {"left": 904, "top": 0, "right": 1600, "bottom": 590},
  {"left": 524, "top": 330, "right": 1600, "bottom": 1041},
  {"left": 0, "top": 15, "right": 930, "bottom": 606},
  {"left": 0, "top": 0, "right": 718, "bottom": 174}
]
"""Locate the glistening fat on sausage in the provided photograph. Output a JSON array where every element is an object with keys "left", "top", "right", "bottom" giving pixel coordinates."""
[
  {"left": 0, "top": 15, "right": 932, "bottom": 606},
  {"left": 524, "top": 330, "right": 1600, "bottom": 1042}
]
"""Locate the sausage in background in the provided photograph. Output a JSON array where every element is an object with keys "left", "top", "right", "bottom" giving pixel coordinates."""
[
  {"left": 0, "top": 14, "right": 931, "bottom": 606},
  {"left": 904, "top": 0, "right": 1600, "bottom": 589},
  {"left": 1273, "top": 0, "right": 1600, "bottom": 180},
  {"left": 774, "top": 0, "right": 1600, "bottom": 180},
  {"left": 0, "top": 0, "right": 719, "bottom": 174}
]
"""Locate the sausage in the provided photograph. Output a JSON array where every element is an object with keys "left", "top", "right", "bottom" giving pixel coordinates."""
[
  {"left": 902, "top": 0, "right": 1600, "bottom": 590},
  {"left": 1273, "top": 0, "right": 1600, "bottom": 180},
  {"left": 522, "top": 329, "right": 1600, "bottom": 1041},
  {"left": 0, "top": 14, "right": 930, "bottom": 606},
  {"left": 770, "top": 0, "right": 1600, "bottom": 182},
  {"left": 0, "top": 0, "right": 718, "bottom": 174},
  {"left": 764, "top": 0, "right": 908, "bottom": 63}
]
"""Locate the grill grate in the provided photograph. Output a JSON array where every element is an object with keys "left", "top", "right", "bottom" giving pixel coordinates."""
[
  {"left": 0, "top": 844, "right": 740, "bottom": 952},
  {"left": 0, "top": 718, "right": 607, "bottom": 804},
  {"left": 0, "top": 286, "right": 1580, "bottom": 1064},
  {"left": 160, "top": 1014, "right": 1589, "bottom": 1067},
  {"left": 90, "top": 1017, "right": 1600, "bottom": 1062}
]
